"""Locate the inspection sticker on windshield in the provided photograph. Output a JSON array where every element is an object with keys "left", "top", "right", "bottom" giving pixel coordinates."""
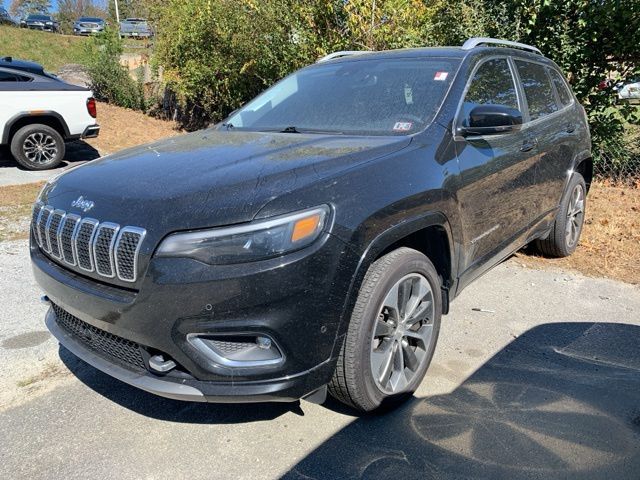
[
  {"left": 393, "top": 121, "right": 413, "bottom": 132},
  {"left": 434, "top": 71, "right": 449, "bottom": 81}
]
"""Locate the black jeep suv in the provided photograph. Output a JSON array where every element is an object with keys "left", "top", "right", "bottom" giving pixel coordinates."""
[{"left": 32, "top": 38, "right": 591, "bottom": 411}]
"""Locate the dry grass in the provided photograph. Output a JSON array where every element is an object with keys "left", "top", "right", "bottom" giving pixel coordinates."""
[
  {"left": 85, "top": 101, "right": 181, "bottom": 155},
  {"left": 0, "top": 182, "right": 43, "bottom": 241},
  {"left": 518, "top": 182, "right": 640, "bottom": 284}
]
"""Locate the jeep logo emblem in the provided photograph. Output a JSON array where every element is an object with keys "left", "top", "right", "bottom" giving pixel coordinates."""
[{"left": 71, "top": 196, "right": 95, "bottom": 212}]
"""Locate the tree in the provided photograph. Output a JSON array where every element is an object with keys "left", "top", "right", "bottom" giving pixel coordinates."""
[
  {"left": 430, "top": 0, "right": 640, "bottom": 143},
  {"left": 9, "top": 0, "right": 51, "bottom": 18}
]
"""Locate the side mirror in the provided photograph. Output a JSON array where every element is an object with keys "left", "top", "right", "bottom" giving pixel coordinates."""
[{"left": 459, "top": 105, "right": 523, "bottom": 137}]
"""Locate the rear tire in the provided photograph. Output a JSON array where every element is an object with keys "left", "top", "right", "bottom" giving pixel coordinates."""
[
  {"left": 10, "top": 124, "right": 65, "bottom": 171},
  {"left": 534, "top": 173, "right": 586, "bottom": 258},
  {"left": 328, "top": 247, "right": 442, "bottom": 412}
]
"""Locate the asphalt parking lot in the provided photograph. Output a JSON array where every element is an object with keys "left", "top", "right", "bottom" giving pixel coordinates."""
[{"left": 1, "top": 237, "right": 639, "bottom": 480}]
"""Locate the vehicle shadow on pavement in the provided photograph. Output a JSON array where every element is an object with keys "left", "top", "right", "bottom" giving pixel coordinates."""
[
  {"left": 58, "top": 346, "right": 301, "bottom": 424},
  {"left": 283, "top": 322, "right": 640, "bottom": 480},
  {"left": 0, "top": 140, "right": 99, "bottom": 170}
]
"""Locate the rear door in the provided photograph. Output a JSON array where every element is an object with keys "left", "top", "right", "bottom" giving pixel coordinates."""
[
  {"left": 454, "top": 57, "right": 538, "bottom": 283},
  {"left": 513, "top": 60, "right": 578, "bottom": 220}
]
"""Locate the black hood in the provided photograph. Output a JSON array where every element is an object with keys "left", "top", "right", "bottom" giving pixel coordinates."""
[{"left": 42, "top": 129, "right": 411, "bottom": 237}]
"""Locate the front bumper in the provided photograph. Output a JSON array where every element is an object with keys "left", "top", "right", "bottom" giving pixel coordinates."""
[
  {"left": 45, "top": 306, "right": 334, "bottom": 402},
  {"left": 74, "top": 28, "right": 103, "bottom": 35},
  {"left": 34, "top": 232, "right": 357, "bottom": 402}
]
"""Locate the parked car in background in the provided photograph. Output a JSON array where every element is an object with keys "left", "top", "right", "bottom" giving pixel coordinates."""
[
  {"left": 0, "top": 7, "right": 17, "bottom": 25},
  {"left": 0, "top": 64, "right": 99, "bottom": 170},
  {"left": 615, "top": 78, "right": 640, "bottom": 103},
  {"left": 20, "top": 14, "right": 59, "bottom": 32},
  {"left": 0, "top": 56, "right": 56, "bottom": 78},
  {"left": 33, "top": 37, "right": 592, "bottom": 412},
  {"left": 119, "top": 18, "right": 152, "bottom": 38},
  {"left": 73, "top": 17, "right": 105, "bottom": 35}
]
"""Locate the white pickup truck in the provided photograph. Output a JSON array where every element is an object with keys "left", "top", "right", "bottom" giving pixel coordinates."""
[{"left": 0, "top": 58, "right": 99, "bottom": 170}]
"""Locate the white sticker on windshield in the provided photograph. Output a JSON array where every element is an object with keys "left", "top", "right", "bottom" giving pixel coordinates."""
[
  {"left": 434, "top": 71, "right": 448, "bottom": 81},
  {"left": 393, "top": 122, "right": 413, "bottom": 132},
  {"left": 404, "top": 85, "right": 413, "bottom": 105}
]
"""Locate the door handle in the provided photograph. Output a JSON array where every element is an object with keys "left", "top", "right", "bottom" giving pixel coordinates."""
[
  {"left": 566, "top": 123, "right": 576, "bottom": 133},
  {"left": 520, "top": 138, "right": 538, "bottom": 152}
]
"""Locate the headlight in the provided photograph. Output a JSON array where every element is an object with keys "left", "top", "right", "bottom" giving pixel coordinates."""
[{"left": 156, "top": 206, "right": 330, "bottom": 265}]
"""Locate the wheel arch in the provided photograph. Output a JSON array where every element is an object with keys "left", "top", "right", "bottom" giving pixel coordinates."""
[
  {"left": 2, "top": 111, "right": 70, "bottom": 145},
  {"left": 571, "top": 149, "right": 593, "bottom": 192},
  {"left": 332, "top": 212, "right": 457, "bottom": 359},
  {"left": 575, "top": 156, "right": 593, "bottom": 192}
]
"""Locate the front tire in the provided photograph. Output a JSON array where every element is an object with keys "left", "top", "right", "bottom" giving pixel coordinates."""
[
  {"left": 10, "top": 124, "right": 65, "bottom": 171},
  {"left": 534, "top": 173, "right": 586, "bottom": 257},
  {"left": 329, "top": 247, "right": 442, "bottom": 412}
]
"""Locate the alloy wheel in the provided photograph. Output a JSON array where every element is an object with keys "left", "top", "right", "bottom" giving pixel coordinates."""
[
  {"left": 23, "top": 132, "right": 58, "bottom": 164},
  {"left": 565, "top": 184, "right": 585, "bottom": 248},
  {"left": 370, "top": 273, "right": 435, "bottom": 394}
]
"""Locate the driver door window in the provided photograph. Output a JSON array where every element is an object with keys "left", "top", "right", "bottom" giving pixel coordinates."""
[{"left": 461, "top": 58, "right": 519, "bottom": 126}]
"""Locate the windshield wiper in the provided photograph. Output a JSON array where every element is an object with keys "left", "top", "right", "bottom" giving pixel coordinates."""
[
  {"left": 221, "top": 122, "right": 235, "bottom": 130},
  {"left": 255, "top": 126, "right": 344, "bottom": 135}
]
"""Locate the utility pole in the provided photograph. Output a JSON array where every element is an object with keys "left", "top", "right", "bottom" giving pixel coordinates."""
[{"left": 114, "top": 0, "right": 120, "bottom": 23}]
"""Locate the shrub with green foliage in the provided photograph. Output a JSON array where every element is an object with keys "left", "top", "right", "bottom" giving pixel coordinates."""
[
  {"left": 150, "top": 0, "right": 327, "bottom": 129},
  {"left": 84, "top": 29, "right": 148, "bottom": 111},
  {"left": 431, "top": 0, "right": 640, "bottom": 146}
]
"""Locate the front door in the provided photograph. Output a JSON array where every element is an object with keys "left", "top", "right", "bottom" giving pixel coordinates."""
[{"left": 454, "top": 57, "right": 539, "bottom": 284}]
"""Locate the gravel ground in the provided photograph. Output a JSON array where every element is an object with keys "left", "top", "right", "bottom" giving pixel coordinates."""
[{"left": 1, "top": 238, "right": 639, "bottom": 479}]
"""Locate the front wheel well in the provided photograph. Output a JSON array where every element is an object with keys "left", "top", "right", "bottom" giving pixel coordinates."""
[
  {"left": 6, "top": 115, "right": 68, "bottom": 145},
  {"left": 377, "top": 225, "right": 453, "bottom": 311}
]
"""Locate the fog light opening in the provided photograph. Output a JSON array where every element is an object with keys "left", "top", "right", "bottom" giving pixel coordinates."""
[{"left": 187, "top": 333, "right": 284, "bottom": 368}]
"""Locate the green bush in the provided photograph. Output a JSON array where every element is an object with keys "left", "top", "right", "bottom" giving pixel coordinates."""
[
  {"left": 149, "top": 0, "right": 325, "bottom": 129},
  {"left": 84, "top": 29, "right": 148, "bottom": 111}
]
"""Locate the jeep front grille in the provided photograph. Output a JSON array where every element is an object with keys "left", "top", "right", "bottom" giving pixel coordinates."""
[{"left": 32, "top": 202, "right": 146, "bottom": 283}]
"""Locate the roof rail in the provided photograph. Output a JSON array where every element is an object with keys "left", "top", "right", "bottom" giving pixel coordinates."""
[
  {"left": 316, "top": 51, "right": 371, "bottom": 63},
  {"left": 461, "top": 37, "right": 542, "bottom": 55}
]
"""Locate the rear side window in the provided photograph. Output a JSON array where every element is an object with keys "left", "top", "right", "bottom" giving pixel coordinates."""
[
  {"left": 548, "top": 68, "right": 573, "bottom": 107},
  {"left": 0, "top": 71, "right": 32, "bottom": 82},
  {"left": 515, "top": 60, "right": 558, "bottom": 121},
  {"left": 461, "top": 58, "right": 518, "bottom": 126}
]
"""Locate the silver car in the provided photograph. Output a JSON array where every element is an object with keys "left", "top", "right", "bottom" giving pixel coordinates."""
[
  {"left": 119, "top": 18, "right": 153, "bottom": 39},
  {"left": 73, "top": 17, "right": 105, "bottom": 35},
  {"left": 616, "top": 78, "right": 640, "bottom": 103}
]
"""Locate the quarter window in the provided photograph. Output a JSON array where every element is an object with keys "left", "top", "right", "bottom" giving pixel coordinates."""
[
  {"left": 461, "top": 58, "right": 518, "bottom": 126},
  {"left": 0, "top": 71, "right": 31, "bottom": 82},
  {"left": 548, "top": 68, "right": 573, "bottom": 107},
  {"left": 515, "top": 60, "right": 558, "bottom": 120}
]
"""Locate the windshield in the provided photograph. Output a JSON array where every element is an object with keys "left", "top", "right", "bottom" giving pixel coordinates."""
[
  {"left": 28, "top": 15, "right": 51, "bottom": 21},
  {"left": 78, "top": 17, "right": 102, "bottom": 22},
  {"left": 226, "top": 57, "right": 460, "bottom": 136}
]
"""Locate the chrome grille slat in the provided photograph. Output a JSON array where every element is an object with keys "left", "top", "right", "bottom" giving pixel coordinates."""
[
  {"left": 75, "top": 218, "right": 99, "bottom": 272},
  {"left": 93, "top": 223, "right": 119, "bottom": 278},
  {"left": 47, "top": 210, "right": 66, "bottom": 259},
  {"left": 38, "top": 206, "right": 54, "bottom": 253},
  {"left": 115, "top": 227, "right": 146, "bottom": 282},
  {"left": 31, "top": 202, "right": 43, "bottom": 244},
  {"left": 31, "top": 203, "right": 145, "bottom": 283},
  {"left": 60, "top": 214, "right": 81, "bottom": 265}
]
